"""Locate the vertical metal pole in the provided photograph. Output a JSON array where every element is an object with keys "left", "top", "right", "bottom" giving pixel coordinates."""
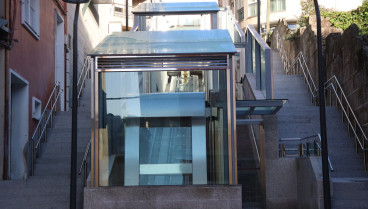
[
  {"left": 126, "top": 0, "right": 128, "bottom": 31},
  {"left": 229, "top": 56, "right": 236, "bottom": 184},
  {"left": 31, "top": 140, "right": 34, "bottom": 176},
  {"left": 257, "top": 0, "right": 261, "bottom": 34},
  {"left": 84, "top": 162, "right": 87, "bottom": 186},
  {"left": 70, "top": 3, "right": 80, "bottom": 209},
  {"left": 314, "top": 1, "right": 331, "bottom": 208}
]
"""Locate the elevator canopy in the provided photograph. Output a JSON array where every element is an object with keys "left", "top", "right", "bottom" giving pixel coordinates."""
[
  {"left": 90, "top": 29, "right": 235, "bottom": 56},
  {"left": 132, "top": 2, "right": 220, "bottom": 16}
]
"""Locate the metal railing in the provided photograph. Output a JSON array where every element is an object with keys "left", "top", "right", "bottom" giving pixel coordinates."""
[
  {"left": 245, "top": 25, "right": 272, "bottom": 99},
  {"left": 249, "top": 116, "right": 261, "bottom": 166},
  {"left": 325, "top": 76, "right": 368, "bottom": 168},
  {"left": 276, "top": 29, "right": 368, "bottom": 170},
  {"left": 290, "top": 52, "right": 319, "bottom": 103},
  {"left": 30, "top": 81, "right": 63, "bottom": 176},
  {"left": 280, "top": 134, "right": 334, "bottom": 171},
  {"left": 78, "top": 140, "right": 91, "bottom": 186},
  {"left": 219, "top": 7, "right": 245, "bottom": 43},
  {"left": 77, "top": 56, "right": 92, "bottom": 106},
  {"left": 130, "top": 25, "right": 138, "bottom": 31}
]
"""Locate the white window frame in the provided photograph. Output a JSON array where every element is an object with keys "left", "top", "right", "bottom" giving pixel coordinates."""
[
  {"left": 22, "top": 0, "right": 40, "bottom": 39},
  {"left": 270, "top": 0, "right": 286, "bottom": 12},
  {"left": 248, "top": 0, "right": 258, "bottom": 17}
]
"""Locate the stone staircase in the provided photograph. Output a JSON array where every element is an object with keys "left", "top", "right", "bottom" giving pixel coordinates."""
[
  {"left": 0, "top": 79, "right": 92, "bottom": 209},
  {"left": 272, "top": 49, "right": 368, "bottom": 209}
]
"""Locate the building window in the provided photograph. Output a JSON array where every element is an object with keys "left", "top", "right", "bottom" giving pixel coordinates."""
[
  {"left": 238, "top": 7, "right": 244, "bottom": 21},
  {"left": 21, "top": 0, "right": 40, "bottom": 39},
  {"left": 271, "top": 0, "right": 285, "bottom": 12},
  {"left": 248, "top": 0, "right": 258, "bottom": 17},
  {"left": 114, "top": 4, "right": 124, "bottom": 17}
]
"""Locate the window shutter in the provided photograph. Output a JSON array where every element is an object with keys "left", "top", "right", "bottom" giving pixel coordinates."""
[{"left": 34, "top": 0, "right": 40, "bottom": 36}]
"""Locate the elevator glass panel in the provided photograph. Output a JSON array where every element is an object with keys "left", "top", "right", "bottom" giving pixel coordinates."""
[{"left": 98, "top": 69, "right": 229, "bottom": 186}]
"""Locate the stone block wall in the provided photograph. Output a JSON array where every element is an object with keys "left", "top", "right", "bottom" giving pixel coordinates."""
[
  {"left": 270, "top": 18, "right": 319, "bottom": 85},
  {"left": 270, "top": 18, "right": 368, "bottom": 136},
  {"left": 84, "top": 185, "right": 242, "bottom": 209},
  {"left": 325, "top": 25, "right": 368, "bottom": 134}
]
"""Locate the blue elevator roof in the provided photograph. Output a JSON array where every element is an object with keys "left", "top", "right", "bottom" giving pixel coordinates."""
[
  {"left": 132, "top": 2, "right": 220, "bottom": 15},
  {"left": 90, "top": 30, "right": 236, "bottom": 56}
]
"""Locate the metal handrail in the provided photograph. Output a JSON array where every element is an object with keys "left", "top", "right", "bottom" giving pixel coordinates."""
[
  {"left": 249, "top": 116, "right": 261, "bottom": 165},
  {"left": 289, "top": 52, "right": 318, "bottom": 103},
  {"left": 30, "top": 81, "right": 63, "bottom": 175},
  {"left": 78, "top": 140, "right": 91, "bottom": 186},
  {"left": 279, "top": 134, "right": 334, "bottom": 171},
  {"left": 130, "top": 25, "right": 138, "bottom": 31},
  {"left": 325, "top": 76, "right": 368, "bottom": 151},
  {"left": 77, "top": 56, "right": 92, "bottom": 104},
  {"left": 247, "top": 25, "right": 271, "bottom": 51},
  {"left": 79, "top": 140, "right": 91, "bottom": 175},
  {"left": 221, "top": 7, "right": 245, "bottom": 43},
  {"left": 32, "top": 83, "right": 62, "bottom": 149},
  {"left": 235, "top": 20, "right": 245, "bottom": 42}
]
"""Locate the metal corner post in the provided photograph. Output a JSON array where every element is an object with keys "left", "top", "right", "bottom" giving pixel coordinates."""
[
  {"left": 257, "top": 0, "right": 260, "bottom": 33},
  {"left": 313, "top": 0, "right": 331, "bottom": 208},
  {"left": 70, "top": 3, "right": 80, "bottom": 209}
]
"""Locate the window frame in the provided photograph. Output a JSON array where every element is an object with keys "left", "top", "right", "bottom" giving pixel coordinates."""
[
  {"left": 270, "top": 0, "right": 286, "bottom": 12},
  {"left": 21, "top": 0, "right": 40, "bottom": 39},
  {"left": 248, "top": 0, "right": 258, "bottom": 17}
]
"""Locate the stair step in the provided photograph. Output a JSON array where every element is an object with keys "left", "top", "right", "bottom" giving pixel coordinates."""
[{"left": 0, "top": 78, "right": 92, "bottom": 209}]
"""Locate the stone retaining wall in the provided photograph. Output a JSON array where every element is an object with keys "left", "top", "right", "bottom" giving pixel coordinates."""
[{"left": 84, "top": 185, "right": 242, "bottom": 209}]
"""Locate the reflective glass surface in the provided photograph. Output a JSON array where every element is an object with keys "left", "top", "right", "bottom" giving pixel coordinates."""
[
  {"left": 90, "top": 30, "right": 236, "bottom": 56},
  {"left": 132, "top": 2, "right": 220, "bottom": 15},
  {"left": 261, "top": 48, "right": 266, "bottom": 95},
  {"left": 98, "top": 69, "right": 229, "bottom": 186}
]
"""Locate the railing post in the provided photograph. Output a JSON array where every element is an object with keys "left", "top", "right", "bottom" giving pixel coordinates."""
[
  {"left": 306, "top": 142, "right": 310, "bottom": 157},
  {"left": 314, "top": 140, "right": 318, "bottom": 156},
  {"left": 37, "top": 144, "right": 41, "bottom": 158},
  {"left": 50, "top": 98, "right": 53, "bottom": 115},
  {"left": 298, "top": 144, "right": 303, "bottom": 157},
  {"left": 88, "top": 58, "right": 91, "bottom": 79},
  {"left": 364, "top": 150, "right": 367, "bottom": 171},
  {"left": 84, "top": 162, "right": 87, "bottom": 186},
  {"left": 38, "top": 128, "right": 41, "bottom": 151},
  {"left": 31, "top": 140, "right": 34, "bottom": 176},
  {"left": 44, "top": 127, "right": 47, "bottom": 143},
  {"left": 44, "top": 113, "right": 47, "bottom": 142},
  {"left": 329, "top": 88, "right": 332, "bottom": 106}
]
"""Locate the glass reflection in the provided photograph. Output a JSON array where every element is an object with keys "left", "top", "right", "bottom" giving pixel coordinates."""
[{"left": 98, "top": 69, "right": 229, "bottom": 186}]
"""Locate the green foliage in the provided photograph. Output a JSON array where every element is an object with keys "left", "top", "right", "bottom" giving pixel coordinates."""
[
  {"left": 299, "top": 0, "right": 331, "bottom": 27},
  {"left": 298, "top": 16, "right": 309, "bottom": 27},
  {"left": 286, "top": 30, "right": 299, "bottom": 41},
  {"left": 300, "top": 0, "right": 315, "bottom": 16},
  {"left": 322, "top": 1, "right": 368, "bottom": 35}
]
